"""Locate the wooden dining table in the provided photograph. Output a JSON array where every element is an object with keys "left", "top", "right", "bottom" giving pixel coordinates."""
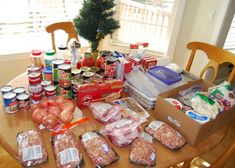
[{"left": 0, "top": 72, "right": 228, "bottom": 168}]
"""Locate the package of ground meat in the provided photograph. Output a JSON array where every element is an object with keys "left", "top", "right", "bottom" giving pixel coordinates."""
[
  {"left": 80, "top": 131, "right": 119, "bottom": 167},
  {"left": 100, "top": 117, "right": 145, "bottom": 147},
  {"left": 89, "top": 101, "right": 123, "bottom": 124},
  {"left": 16, "top": 129, "right": 48, "bottom": 167},
  {"left": 130, "top": 132, "right": 156, "bottom": 167},
  {"left": 145, "top": 121, "right": 187, "bottom": 150},
  {"left": 51, "top": 130, "right": 83, "bottom": 168}
]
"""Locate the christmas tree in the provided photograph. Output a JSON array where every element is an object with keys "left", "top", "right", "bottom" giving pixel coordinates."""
[{"left": 73, "top": 0, "right": 120, "bottom": 52}]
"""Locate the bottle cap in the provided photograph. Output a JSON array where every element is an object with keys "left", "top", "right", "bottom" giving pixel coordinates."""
[
  {"left": 58, "top": 45, "right": 67, "bottom": 50},
  {"left": 32, "top": 50, "right": 42, "bottom": 56},
  {"left": 45, "top": 50, "right": 55, "bottom": 56}
]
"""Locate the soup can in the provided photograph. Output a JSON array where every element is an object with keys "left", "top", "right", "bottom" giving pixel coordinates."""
[
  {"left": 42, "top": 67, "right": 52, "bottom": 81},
  {"left": 44, "top": 85, "right": 57, "bottom": 99},
  {"left": 105, "top": 56, "right": 118, "bottom": 79},
  {"left": 27, "top": 65, "right": 41, "bottom": 74},
  {"left": 1, "top": 85, "right": 13, "bottom": 95},
  {"left": 13, "top": 87, "right": 26, "bottom": 95},
  {"left": 16, "top": 93, "right": 30, "bottom": 111},
  {"left": 3, "top": 92, "right": 18, "bottom": 114},
  {"left": 58, "top": 64, "right": 72, "bottom": 88},
  {"left": 29, "top": 83, "right": 42, "bottom": 94},
  {"left": 28, "top": 72, "right": 41, "bottom": 85},
  {"left": 52, "top": 59, "right": 65, "bottom": 82},
  {"left": 30, "top": 91, "right": 43, "bottom": 104}
]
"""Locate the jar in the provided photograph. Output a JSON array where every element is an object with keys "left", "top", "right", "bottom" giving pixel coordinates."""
[
  {"left": 57, "top": 45, "right": 68, "bottom": 60},
  {"left": 30, "top": 50, "right": 44, "bottom": 68},
  {"left": 44, "top": 50, "right": 56, "bottom": 68},
  {"left": 81, "top": 52, "right": 95, "bottom": 67}
]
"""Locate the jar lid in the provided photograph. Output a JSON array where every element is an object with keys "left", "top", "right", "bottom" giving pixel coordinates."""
[
  {"left": 45, "top": 50, "right": 55, "bottom": 56},
  {"left": 58, "top": 45, "right": 67, "bottom": 50},
  {"left": 32, "top": 50, "right": 42, "bottom": 56}
]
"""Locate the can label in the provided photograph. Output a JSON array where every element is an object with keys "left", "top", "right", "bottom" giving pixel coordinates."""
[
  {"left": 60, "top": 87, "right": 73, "bottom": 98},
  {"left": 52, "top": 59, "right": 65, "bottom": 82},
  {"left": 29, "top": 84, "right": 42, "bottom": 93},
  {"left": 59, "top": 67, "right": 72, "bottom": 87},
  {"left": 105, "top": 63, "right": 117, "bottom": 78},
  {"left": 3, "top": 92, "right": 18, "bottom": 113},
  {"left": 17, "top": 93, "right": 30, "bottom": 111},
  {"left": 28, "top": 72, "right": 41, "bottom": 85},
  {"left": 30, "top": 91, "right": 42, "bottom": 104},
  {"left": 44, "top": 85, "right": 57, "bottom": 99}
]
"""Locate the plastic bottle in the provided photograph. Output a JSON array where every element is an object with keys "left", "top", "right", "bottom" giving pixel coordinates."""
[
  {"left": 44, "top": 50, "right": 56, "bottom": 68},
  {"left": 30, "top": 50, "right": 44, "bottom": 68}
]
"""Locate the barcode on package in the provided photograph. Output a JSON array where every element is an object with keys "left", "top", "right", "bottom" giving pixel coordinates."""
[
  {"left": 60, "top": 148, "right": 79, "bottom": 165},
  {"left": 140, "top": 132, "right": 153, "bottom": 143},
  {"left": 95, "top": 103, "right": 112, "bottom": 115},
  {"left": 148, "top": 121, "right": 164, "bottom": 131},
  {"left": 82, "top": 132, "right": 98, "bottom": 142},
  {"left": 115, "top": 119, "right": 132, "bottom": 128},
  {"left": 22, "top": 145, "right": 42, "bottom": 162}
]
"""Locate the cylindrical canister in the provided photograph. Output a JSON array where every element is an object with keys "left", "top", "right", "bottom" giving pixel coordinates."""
[
  {"left": 58, "top": 64, "right": 72, "bottom": 88},
  {"left": 16, "top": 93, "right": 30, "bottom": 111},
  {"left": 44, "top": 85, "right": 57, "bottom": 99},
  {"left": 30, "top": 91, "right": 43, "bottom": 104},
  {"left": 13, "top": 87, "right": 26, "bottom": 96},
  {"left": 28, "top": 72, "right": 41, "bottom": 85},
  {"left": 42, "top": 67, "right": 52, "bottom": 81},
  {"left": 52, "top": 59, "right": 65, "bottom": 83},
  {"left": 105, "top": 56, "right": 118, "bottom": 79},
  {"left": 1, "top": 85, "right": 13, "bottom": 95},
  {"left": 27, "top": 65, "right": 41, "bottom": 74},
  {"left": 3, "top": 92, "right": 18, "bottom": 114},
  {"left": 29, "top": 83, "right": 42, "bottom": 94}
]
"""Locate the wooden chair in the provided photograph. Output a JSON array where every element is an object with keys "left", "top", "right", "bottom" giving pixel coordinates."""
[
  {"left": 45, "top": 21, "right": 79, "bottom": 51},
  {"left": 185, "top": 41, "right": 235, "bottom": 83}
]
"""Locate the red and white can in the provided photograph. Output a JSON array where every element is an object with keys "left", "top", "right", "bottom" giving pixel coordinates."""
[
  {"left": 27, "top": 65, "right": 41, "bottom": 74},
  {"left": 44, "top": 85, "right": 57, "bottom": 99},
  {"left": 30, "top": 91, "right": 43, "bottom": 104},
  {"left": 16, "top": 93, "right": 30, "bottom": 111},
  {"left": 105, "top": 56, "right": 118, "bottom": 79},
  {"left": 29, "top": 83, "right": 42, "bottom": 93},
  {"left": 28, "top": 72, "right": 41, "bottom": 85}
]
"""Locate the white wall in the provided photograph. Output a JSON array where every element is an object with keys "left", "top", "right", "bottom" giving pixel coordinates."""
[{"left": 173, "top": 0, "right": 230, "bottom": 76}]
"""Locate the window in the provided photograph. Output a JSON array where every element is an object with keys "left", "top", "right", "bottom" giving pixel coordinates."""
[
  {"left": 0, "top": 0, "right": 83, "bottom": 55},
  {"left": 112, "top": 0, "right": 185, "bottom": 57},
  {"left": 223, "top": 13, "right": 235, "bottom": 53}
]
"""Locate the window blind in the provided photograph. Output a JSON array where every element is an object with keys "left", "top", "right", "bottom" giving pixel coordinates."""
[{"left": 223, "top": 14, "right": 235, "bottom": 53}]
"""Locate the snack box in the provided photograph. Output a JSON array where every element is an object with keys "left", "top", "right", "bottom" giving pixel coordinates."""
[
  {"left": 154, "top": 79, "right": 235, "bottom": 145},
  {"left": 76, "top": 79, "right": 124, "bottom": 108}
]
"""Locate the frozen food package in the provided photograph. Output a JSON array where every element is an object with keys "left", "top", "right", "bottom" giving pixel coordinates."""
[
  {"left": 145, "top": 121, "right": 187, "bottom": 150},
  {"left": 100, "top": 117, "right": 145, "bottom": 147},
  {"left": 51, "top": 130, "right": 83, "bottom": 168},
  {"left": 80, "top": 131, "right": 119, "bottom": 167},
  {"left": 130, "top": 132, "right": 156, "bottom": 167},
  {"left": 89, "top": 101, "right": 122, "bottom": 124},
  {"left": 16, "top": 129, "right": 48, "bottom": 167},
  {"left": 113, "top": 97, "right": 149, "bottom": 119}
]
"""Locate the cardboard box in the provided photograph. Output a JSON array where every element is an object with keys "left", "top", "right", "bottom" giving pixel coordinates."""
[
  {"left": 76, "top": 79, "right": 124, "bottom": 108},
  {"left": 154, "top": 79, "right": 235, "bottom": 145}
]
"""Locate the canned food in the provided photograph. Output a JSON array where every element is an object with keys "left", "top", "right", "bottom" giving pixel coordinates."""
[
  {"left": 16, "top": 93, "right": 30, "bottom": 111},
  {"left": 44, "top": 85, "right": 57, "bottom": 99},
  {"left": 0, "top": 85, "right": 13, "bottom": 95},
  {"left": 42, "top": 67, "right": 52, "bottom": 81},
  {"left": 80, "top": 66, "right": 91, "bottom": 74},
  {"left": 58, "top": 64, "right": 72, "bottom": 87},
  {"left": 3, "top": 92, "right": 18, "bottom": 114},
  {"left": 30, "top": 91, "right": 43, "bottom": 104},
  {"left": 27, "top": 65, "right": 41, "bottom": 74},
  {"left": 28, "top": 72, "right": 41, "bottom": 85},
  {"left": 72, "top": 69, "right": 81, "bottom": 78},
  {"left": 52, "top": 59, "right": 65, "bottom": 82},
  {"left": 82, "top": 71, "right": 94, "bottom": 80},
  {"left": 29, "top": 83, "right": 42, "bottom": 93},
  {"left": 13, "top": 87, "right": 26, "bottom": 95},
  {"left": 41, "top": 80, "right": 52, "bottom": 88},
  {"left": 59, "top": 86, "right": 73, "bottom": 98},
  {"left": 105, "top": 56, "right": 118, "bottom": 79}
]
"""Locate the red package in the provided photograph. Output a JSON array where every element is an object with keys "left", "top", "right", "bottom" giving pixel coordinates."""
[
  {"left": 100, "top": 117, "right": 145, "bottom": 147},
  {"left": 80, "top": 131, "right": 119, "bottom": 167},
  {"left": 89, "top": 101, "right": 123, "bottom": 124},
  {"left": 145, "top": 121, "right": 187, "bottom": 150},
  {"left": 130, "top": 132, "right": 156, "bottom": 167},
  {"left": 16, "top": 129, "right": 48, "bottom": 167},
  {"left": 52, "top": 131, "right": 83, "bottom": 168}
]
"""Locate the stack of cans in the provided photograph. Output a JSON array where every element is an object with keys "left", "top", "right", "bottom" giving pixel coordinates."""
[
  {"left": 58, "top": 64, "right": 73, "bottom": 98},
  {"left": 52, "top": 59, "right": 65, "bottom": 94}
]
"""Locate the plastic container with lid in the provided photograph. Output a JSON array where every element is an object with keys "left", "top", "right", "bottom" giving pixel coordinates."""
[
  {"left": 57, "top": 44, "right": 68, "bottom": 60},
  {"left": 30, "top": 50, "right": 44, "bottom": 68},
  {"left": 44, "top": 50, "right": 56, "bottom": 68}
]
